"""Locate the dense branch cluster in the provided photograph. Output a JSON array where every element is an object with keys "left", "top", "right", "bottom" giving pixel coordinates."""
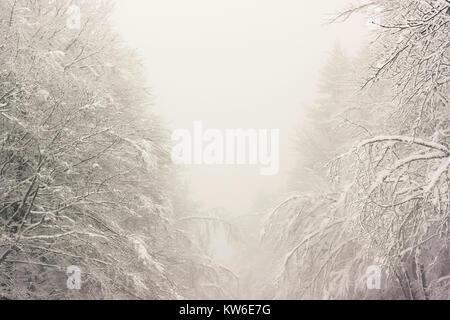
[
  {"left": 263, "top": 0, "right": 450, "bottom": 300},
  {"left": 0, "top": 0, "right": 231, "bottom": 299}
]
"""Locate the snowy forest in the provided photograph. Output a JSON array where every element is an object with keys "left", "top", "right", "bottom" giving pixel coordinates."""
[{"left": 0, "top": 0, "right": 449, "bottom": 300}]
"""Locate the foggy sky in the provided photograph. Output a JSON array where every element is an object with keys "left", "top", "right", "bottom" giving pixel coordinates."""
[{"left": 112, "top": 0, "right": 369, "bottom": 215}]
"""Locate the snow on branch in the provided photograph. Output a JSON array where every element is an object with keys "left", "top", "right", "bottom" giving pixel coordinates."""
[
  {"left": 424, "top": 156, "right": 450, "bottom": 193},
  {"left": 356, "top": 135, "right": 449, "bottom": 155}
]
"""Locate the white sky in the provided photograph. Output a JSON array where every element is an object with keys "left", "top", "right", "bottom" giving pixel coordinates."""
[{"left": 112, "top": 0, "right": 369, "bottom": 215}]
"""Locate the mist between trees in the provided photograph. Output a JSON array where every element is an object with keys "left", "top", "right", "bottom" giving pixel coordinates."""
[{"left": 0, "top": 0, "right": 449, "bottom": 300}]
